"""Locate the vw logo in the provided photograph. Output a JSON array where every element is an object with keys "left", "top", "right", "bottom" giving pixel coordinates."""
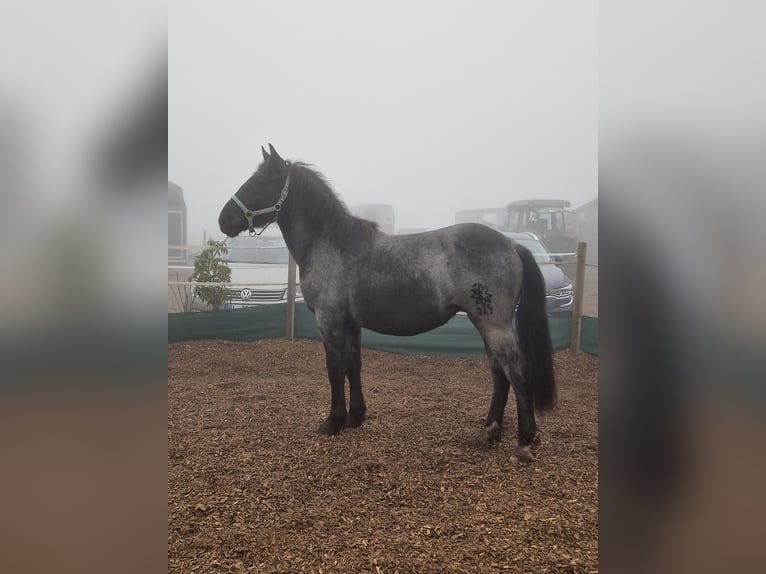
[{"left": 240, "top": 288, "right": 252, "bottom": 300}]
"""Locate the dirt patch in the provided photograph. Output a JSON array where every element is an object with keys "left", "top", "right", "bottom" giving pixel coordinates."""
[{"left": 169, "top": 339, "right": 598, "bottom": 573}]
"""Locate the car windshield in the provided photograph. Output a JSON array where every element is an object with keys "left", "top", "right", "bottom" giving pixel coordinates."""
[
  {"left": 224, "top": 236, "right": 290, "bottom": 264},
  {"left": 515, "top": 239, "right": 554, "bottom": 264}
]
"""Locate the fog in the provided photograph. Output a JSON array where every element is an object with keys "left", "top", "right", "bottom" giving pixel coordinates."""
[
  {"left": 169, "top": 0, "right": 597, "bottom": 242},
  {"left": 1, "top": 1, "right": 764, "bottom": 573}
]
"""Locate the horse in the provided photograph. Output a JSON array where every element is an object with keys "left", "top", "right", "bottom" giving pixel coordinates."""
[{"left": 218, "top": 144, "right": 556, "bottom": 462}]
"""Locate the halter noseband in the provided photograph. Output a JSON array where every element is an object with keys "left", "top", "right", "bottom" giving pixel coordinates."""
[{"left": 231, "top": 163, "right": 291, "bottom": 236}]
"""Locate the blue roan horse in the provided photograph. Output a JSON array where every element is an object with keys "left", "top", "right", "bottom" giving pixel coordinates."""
[{"left": 219, "top": 145, "right": 556, "bottom": 462}]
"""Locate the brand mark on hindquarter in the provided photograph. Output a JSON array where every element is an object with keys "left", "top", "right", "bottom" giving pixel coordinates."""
[{"left": 470, "top": 283, "right": 494, "bottom": 315}]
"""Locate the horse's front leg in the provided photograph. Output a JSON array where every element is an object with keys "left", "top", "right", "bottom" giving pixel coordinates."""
[
  {"left": 345, "top": 326, "right": 366, "bottom": 428},
  {"left": 318, "top": 324, "right": 348, "bottom": 435}
]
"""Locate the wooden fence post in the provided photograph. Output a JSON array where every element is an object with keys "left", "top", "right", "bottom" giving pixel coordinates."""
[
  {"left": 569, "top": 242, "right": 587, "bottom": 354},
  {"left": 285, "top": 254, "right": 297, "bottom": 340}
]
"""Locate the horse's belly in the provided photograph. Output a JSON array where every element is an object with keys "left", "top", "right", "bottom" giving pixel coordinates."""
[{"left": 360, "top": 306, "right": 457, "bottom": 336}]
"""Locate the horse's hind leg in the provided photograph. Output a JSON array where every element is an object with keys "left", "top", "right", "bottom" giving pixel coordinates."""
[
  {"left": 345, "top": 325, "right": 366, "bottom": 428},
  {"left": 510, "top": 375, "right": 538, "bottom": 463},
  {"left": 318, "top": 322, "right": 348, "bottom": 436},
  {"left": 483, "top": 357, "right": 511, "bottom": 444},
  {"left": 479, "top": 325, "right": 537, "bottom": 462}
]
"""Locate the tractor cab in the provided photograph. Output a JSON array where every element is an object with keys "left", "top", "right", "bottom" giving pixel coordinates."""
[{"left": 505, "top": 199, "right": 578, "bottom": 254}]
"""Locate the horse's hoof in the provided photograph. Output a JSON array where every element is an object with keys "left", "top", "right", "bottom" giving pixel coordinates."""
[
  {"left": 319, "top": 416, "right": 344, "bottom": 436},
  {"left": 345, "top": 409, "right": 365, "bottom": 428},
  {"left": 477, "top": 421, "right": 502, "bottom": 449},
  {"left": 514, "top": 445, "right": 535, "bottom": 463},
  {"left": 485, "top": 421, "right": 502, "bottom": 443}
]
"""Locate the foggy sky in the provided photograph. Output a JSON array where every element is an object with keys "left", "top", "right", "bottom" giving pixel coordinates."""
[{"left": 169, "top": 1, "right": 597, "bottom": 243}]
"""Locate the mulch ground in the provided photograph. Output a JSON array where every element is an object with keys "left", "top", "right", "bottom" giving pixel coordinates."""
[{"left": 169, "top": 339, "right": 598, "bottom": 573}]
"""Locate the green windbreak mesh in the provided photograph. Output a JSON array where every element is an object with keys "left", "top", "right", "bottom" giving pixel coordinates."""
[
  {"left": 295, "top": 304, "right": 574, "bottom": 356},
  {"left": 168, "top": 303, "right": 591, "bottom": 356},
  {"left": 168, "top": 305, "right": 286, "bottom": 343},
  {"left": 580, "top": 316, "right": 599, "bottom": 356}
]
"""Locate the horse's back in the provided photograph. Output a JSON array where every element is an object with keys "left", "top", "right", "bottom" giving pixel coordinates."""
[
  {"left": 377, "top": 222, "right": 514, "bottom": 253},
  {"left": 374, "top": 223, "right": 518, "bottom": 280}
]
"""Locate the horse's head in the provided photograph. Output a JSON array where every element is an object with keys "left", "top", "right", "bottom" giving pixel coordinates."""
[{"left": 219, "top": 143, "right": 290, "bottom": 237}]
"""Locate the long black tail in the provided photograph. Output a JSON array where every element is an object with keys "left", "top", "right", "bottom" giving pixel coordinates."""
[{"left": 514, "top": 244, "right": 557, "bottom": 412}]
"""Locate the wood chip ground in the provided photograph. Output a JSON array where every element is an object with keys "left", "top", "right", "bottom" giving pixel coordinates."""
[{"left": 169, "top": 339, "right": 598, "bottom": 573}]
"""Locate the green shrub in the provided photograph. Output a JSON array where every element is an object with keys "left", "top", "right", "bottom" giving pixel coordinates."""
[{"left": 192, "top": 240, "right": 231, "bottom": 310}]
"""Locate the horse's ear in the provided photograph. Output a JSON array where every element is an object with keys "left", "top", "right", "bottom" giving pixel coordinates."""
[
  {"left": 268, "top": 143, "right": 283, "bottom": 163},
  {"left": 261, "top": 145, "right": 270, "bottom": 161}
]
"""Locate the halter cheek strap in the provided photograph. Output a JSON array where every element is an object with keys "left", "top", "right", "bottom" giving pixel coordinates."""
[{"left": 231, "top": 164, "right": 291, "bottom": 236}]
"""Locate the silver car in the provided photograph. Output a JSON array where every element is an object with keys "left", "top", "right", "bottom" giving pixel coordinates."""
[{"left": 503, "top": 232, "right": 574, "bottom": 313}]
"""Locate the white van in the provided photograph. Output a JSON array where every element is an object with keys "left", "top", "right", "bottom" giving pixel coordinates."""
[{"left": 223, "top": 234, "right": 302, "bottom": 308}]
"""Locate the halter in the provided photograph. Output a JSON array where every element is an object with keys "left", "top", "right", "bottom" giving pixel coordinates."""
[{"left": 231, "top": 162, "right": 291, "bottom": 236}]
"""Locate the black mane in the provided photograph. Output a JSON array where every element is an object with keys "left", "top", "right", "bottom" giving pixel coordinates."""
[{"left": 288, "top": 162, "right": 379, "bottom": 246}]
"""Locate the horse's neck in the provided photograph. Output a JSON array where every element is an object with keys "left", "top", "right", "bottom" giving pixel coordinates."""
[
  {"left": 277, "top": 215, "right": 311, "bottom": 268},
  {"left": 277, "top": 188, "right": 345, "bottom": 268}
]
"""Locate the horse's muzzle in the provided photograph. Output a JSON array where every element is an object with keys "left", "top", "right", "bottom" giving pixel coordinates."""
[{"left": 218, "top": 212, "right": 240, "bottom": 237}]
